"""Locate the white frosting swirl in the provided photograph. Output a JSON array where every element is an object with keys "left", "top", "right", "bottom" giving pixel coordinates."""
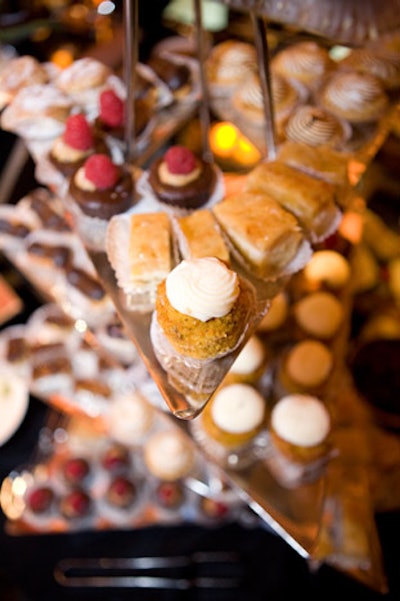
[
  {"left": 271, "top": 393, "right": 330, "bottom": 447},
  {"left": 211, "top": 383, "right": 265, "bottom": 433},
  {"left": 165, "top": 257, "right": 240, "bottom": 322}
]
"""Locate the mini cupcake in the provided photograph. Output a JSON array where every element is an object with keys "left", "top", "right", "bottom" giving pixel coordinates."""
[
  {"left": 144, "top": 145, "right": 223, "bottom": 212},
  {"left": 266, "top": 393, "right": 332, "bottom": 487},
  {"left": 275, "top": 339, "right": 334, "bottom": 397},
  {"left": 224, "top": 335, "right": 269, "bottom": 386},
  {"left": 107, "top": 391, "right": 155, "bottom": 446},
  {"left": 292, "top": 291, "right": 344, "bottom": 340},
  {"left": 318, "top": 71, "right": 389, "bottom": 123},
  {"left": 143, "top": 429, "right": 195, "bottom": 481},
  {"left": 42, "top": 112, "right": 109, "bottom": 196},
  {"left": 150, "top": 257, "right": 257, "bottom": 405},
  {"left": 67, "top": 153, "right": 135, "bottom": 250},
  {"left": 191, "top": 382, "right": 267, "bottom": 468}
]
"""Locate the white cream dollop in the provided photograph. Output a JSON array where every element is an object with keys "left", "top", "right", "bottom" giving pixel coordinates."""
[
  {"left": 211, "top": 383, "right": 265, "bottom": 433},
  {"left": 166, "top": 257, "right": 240, "bottom": 322},
  {"left": 271, "top": 393, "right": 330, "bottom": 447}
]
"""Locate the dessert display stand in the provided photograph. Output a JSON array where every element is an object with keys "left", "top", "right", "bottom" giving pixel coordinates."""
[{"left": 0, "top": 0, "right": 399, "bottom": 595}]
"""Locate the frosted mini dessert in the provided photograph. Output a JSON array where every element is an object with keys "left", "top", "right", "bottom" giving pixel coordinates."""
[
  {"left": 319, "top": 71, "right": 389, "bottom": 123},
  {"left": 68, "top": 153, "right": 134, "bottom": 250},
  {"left": 224, "top": 334, "right": 269, "bottom": 386},
  {"left": 267, "top": 393, "right": 332, "bottom": 486},
  {"left": 271, "top": 41, "right": 334, "bottom": 91},
  {"left": 144, "top": 429, "right": 195, "bottom": 481},
  {"left": 293, "top": 290, "right": 344, "bottom": 340},
  {"left": 150, "top": 257, "right": 257, "bottom": 404},
  {"left": 0, "top": 55, "right": 50, "bottom": 110},
  {"left": 275, "top": 339, "right": 334, "bottom": 397},
  {"left": 146, "top": 145, "right": 221, "bottom": 211},
  {"left": 107, "top": 391, "right": 155, "bottom": 446},
  {"left": 206, "top": 40, "right": 257, "bottom": 92},
  {"left": 284, "top": 104, "right": 351, "bottom": 149},
  {"left": 191, "top": 382, "right": 267, "bottom": 469}
]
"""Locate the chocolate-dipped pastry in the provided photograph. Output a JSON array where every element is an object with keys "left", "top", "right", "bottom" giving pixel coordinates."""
[
  {"left": 32, "top": 355, "right": 72, "bottom": 380},
  {"left": 26, "top": 241, "right": 73, "bottom": 268},
  {"left": 65, "top": 265, "right": 106, "bottom": 301},
  {"left": 69, "top": 154, "right": 134, "bottom": 220},
  {"left": 6, "top": 336, "right": 30, "bottom": 363},
  {"left": 74, "top": 378, "right": 112, "bottom": 398},
  {"left": 0, "top": 218, "right": 31, "bottom": 239},
  {"left": 29, "top": 190, "right": 70, "bottom": 232},
  {"left": 148, "top": 145, "right": 217, "bottom": 210}
]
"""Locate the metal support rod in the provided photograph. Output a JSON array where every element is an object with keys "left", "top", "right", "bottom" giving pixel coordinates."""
[
  {"left": 193, "top": 0, "right": 214, "bottom": 163},
  {"left": 123, "top": 0, "right": 138, "bottom": 164},
  {"left": 250, "top": 12, "right": 277, "bottom": 161}
]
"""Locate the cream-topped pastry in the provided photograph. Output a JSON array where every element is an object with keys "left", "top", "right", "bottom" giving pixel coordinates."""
[
  {"left": 165, "top": 257, "right": 239, "bottom": 322},
  {"left": 272, "top": 41, "right": 334, "bottom": 90},
  {"left": 319, "top": 71, "right": 389, "bottom": 123},
  {"left": 0, "top": 55, "right": 50, "bottom": 110},
  {"left": 225, "top": 335, "right": 269, "bottom": 386},
  {"left": 144, "top": 429, "right": 195, "bottom": 481},
  {"left": 339, "top": 47, "right": 400, "bottom": 90},
  {"left": 107, "top": 391, "right": 154, "bottom": 445},
  {"left": 285, "top": 104, "right": 351, "bottom": 149},
  {"left": 211, "top": 383, "right": 265, "bottom": 434},
  {"left": 270, "top": 393, "right": 330, "bottom": 448},
  {"left": 0, "top": 83, "right": 73, "bottom": 141},
  {"left": 207, "top": 40, "right": 257, "bottom": 88}
]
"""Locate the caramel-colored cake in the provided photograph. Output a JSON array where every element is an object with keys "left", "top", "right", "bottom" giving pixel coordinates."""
[
  {"left": 106, "top": 211, "right": 173, "bottom": 311},
  {"left": 212, "top": 191, "right": 310, "bottom": 279},
  {"left": 147, "top": 145, "right": 219, "bottom": 211},
  {"left": 244, "top": 160, "right": 341, "bottom": 243},
  {"left": 172, "top": 209, "right": 230, "bottom": 263},
  {"left": 293, "top": 290, "right": 344, "bottom": 340}
]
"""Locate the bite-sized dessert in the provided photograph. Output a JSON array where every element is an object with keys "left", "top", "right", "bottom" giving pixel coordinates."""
[
  {"left": 275, "top": 339, "right": 334, "bottom": 397},
  {"left": 150, "top": 257, "right": 257, "bottom": 402},
  {"left": 244, "top": 160, "right": 341, "bottom": 243},
  {"left": 95, "top": 314, "right": 138, "bottom": 367},
  {"left": 292, "top": 290, "right": 344, "bottom": 340},
  {"left": 22, "top": 188, "right": 71, "bottom": 232},
  {"left": 206, "top": 40, "right": 257, "bottom": 92},
  {"left": 147, "top": 54, "right": 192, "bottom": 100},
  {"left": 105, "top": 475, "right": 137, "bottom": 509},
  {"left": 256, "top": 291, "right": 289, "bottom": 334},
  {"left": 106, "top": 211, "right": 174, "bottom": 312},
  {"left": 302, "top": 249, "right": 351, "bottom": 291},
  {"left": 74, "top": 378, "right": 112, "bottom": 415},
  {"left": 338, "top": 47, "right": 400, "bottom": 90},
  {"left": 94, "top": 88, "right": 154, "bottom": 143},
  {"left": 107, "top": 391, "right": 155, "bottom": 446},
  {"left": 0, "top": 55, "right": 50, "bottom": 110},
  {"left": 25, "top": 236, "right": 73, "bottom": 270},
  {"left": 172, "top": 208, "right": 230, "bottom": 263},
  {"left": 0, "top": 84, "right": 73, "bottom": 147},
  {"left": 68, "top": 153, "right": 135, "bottom": 250},
  {"left": 64, "top": 264, "right": 107, "bottom": 306},
  {"left": 26, "top": 485, "right": 55, "bottom": 515},
  {"left": 284, "top": 104, "right": 352, "bottom": 149},
  {"left": 191, "top": 382, "right": 267, "bottom": 468},
  {"left": 318, "top": 71, "right": 389, "bottom": 123},
  {"left": 101, "top": 443, "right": 131, "bottom": 473},
  {"left": 271, "top": 41, "right": 334, "bottom": 91},
  {"left": 224, "top": 335, "right": 269, "bottom": 386},
  {"left": 2, "top": 328, "right": 30, "bottom": 367},
  {"left": 44, "top": 112, "right": 109, "bottom": 195},
  {"left": 143, "top": 429, "right": 195, "bottom": 481},
  {"left": 59, "top": 488, "right": 92, "bottom": 520},
  {"left": 232, "top": 71, "right": 303, "bottom": 134},
  {"left": 276, "top": 140, "right": 350, "bottom": 187},
  {"left": 62, "top": 456, "right": 91, "bottom": 487},
  {"left": 267, "top": 393, "right": 332, "bottom": 486},
  {"left": 153, "top": 480, "right": 185, "bottom": 510},
  {"left": 146, "top": 145, "right": 221, "bottom": 212},
  {"left": 212, "top": 191, "right": 310, "bottom": 280},
  {"left": 30, "top": 354, "right": 73, "bottom": 398},
  {"left": 54, "top": 57, "right": 113, "bottom": 117}
]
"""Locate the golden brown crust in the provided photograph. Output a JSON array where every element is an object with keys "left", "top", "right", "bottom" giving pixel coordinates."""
[
  {"left": 174, "top": 209, "right": 230, "bottom": 263},
  {"left": 155, "top": 277, "right": 255, "bottom": 360}
]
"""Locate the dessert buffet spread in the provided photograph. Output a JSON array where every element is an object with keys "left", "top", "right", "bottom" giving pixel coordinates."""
[{"left": 0, "top": 24, "right": 400, "bottom": 593}]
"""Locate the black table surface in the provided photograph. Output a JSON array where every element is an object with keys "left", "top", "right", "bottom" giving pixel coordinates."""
[{"left": 0, "top": 134, "right": 399, "bottom": 601}]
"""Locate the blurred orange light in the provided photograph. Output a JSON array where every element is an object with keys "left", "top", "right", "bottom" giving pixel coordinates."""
[
  {"left": 209, "top": 121, "right": 239, "bottom": 158},
  {"left": 51, "top": 48, "right": 74, "bottom": 69},
  {"left": 232, "top": 135, "right": 261, "bottom": 166},
  {"left": 339, "top": 210, "right": 364, "bottom": 244}
]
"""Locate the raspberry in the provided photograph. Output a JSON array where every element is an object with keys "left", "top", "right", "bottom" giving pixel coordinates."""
[
  {"left": 99, "top": 89, "right": 125, "bottom": 127},
  {"left": 84, "top": 154, "right": 120, "bottom": 189},
  {"left": 63, "top": 113, "right": 94, "bottom": 150},
  {"left": 164, "top": 145, "right": 197, "bottom": 175},
  {"left": 27, "top": 486, "right": 55, "bottom": 513}
]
